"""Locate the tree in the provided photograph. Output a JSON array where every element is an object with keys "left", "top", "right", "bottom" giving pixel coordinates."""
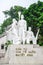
[
  {"left": 3, "top": 6, "right": 26, "bottom": 21},
  {"left": 23, "top": 1, "right": 43, "bottom": 36},
  {"left": 2, "top": 18, "right": 12, "bottom": 28}
]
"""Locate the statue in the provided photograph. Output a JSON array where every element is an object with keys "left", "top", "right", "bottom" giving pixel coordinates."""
[
  {"left": 12, "top": 19, "right": 18, "bottom": 34},
  {"left": 6, "top": 11, "right": 40, "bottom": 45},
  {"left": 12, "top": 19, "right": 20, "bottom": 44},
  {"left": 26, "top": 27, "right": 40, "bottom": 45},
  {"left": 18, "top": 15, "right": 27, "bottom": 44},
  {"left": 26, "top": 27, "right": 35, "bottom": 44}
]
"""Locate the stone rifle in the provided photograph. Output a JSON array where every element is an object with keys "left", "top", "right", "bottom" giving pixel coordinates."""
[{"left": 36, "top": 29, "right": 40, "bottom": 41}]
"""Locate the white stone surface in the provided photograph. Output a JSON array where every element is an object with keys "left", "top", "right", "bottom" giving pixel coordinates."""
[
  {"left": 6, "top": 28, "right": 12, "bottom": 41},
  {"left": 5, "top": 44, "right": 43, "bottom": 65},
  {"left": 0, "top": 15, "right": 39, "bottom": 45},
  {"left": 26, "top": 27, "right": 35, "bottom": 44},
  {"left": 18, "top": 15, "right": 27, "bottom": 44},
  {"left": 0, "top": 36, "right": 7, "bottom": 50},
  {"left": 12, "top": 19, "right": 20, "bottom": 44},
  {"left": 0, "top": 44, "right": 43, "bottom": 65},
  {"left": 0, "top": 36, "right": 7, "bottom": 45},
  {"left": 26, "top": 27, "right": 39, "bottom": 44}
]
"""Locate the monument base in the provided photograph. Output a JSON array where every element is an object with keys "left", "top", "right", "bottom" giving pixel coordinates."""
[{"left": 5, "top": 44, "right": 43, "bottom": 65}]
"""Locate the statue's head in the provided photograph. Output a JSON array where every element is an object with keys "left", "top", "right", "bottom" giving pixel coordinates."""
[
  {"left": 13, "top": 19, "right": 17, "bottom": 24},
  {"left": 21, "top": 15, "right": 24, "bottom": 20},
  {"left": 13, "top": 19, "right": 16, "bottom": 23},
  {"left": 28, "top": 27, "right": 32, "bottom": 31}
]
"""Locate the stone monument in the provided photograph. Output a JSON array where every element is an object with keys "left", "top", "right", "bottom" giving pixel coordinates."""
[
  {"left": 12, "top": 19, "right": 20, "bottom": 44},
  {"left": 4, "top": 12, "right": 42, "bottom": 65},
  {"left": 6, "top": 11, "right": 40, "bottom": 45},
  {"left": 18, "top": 15, "right": 27, "bottom": 44},
  {"left": 33, "top": 29, "right": 40, "bottom": 45},
  {"left": 26, "top": 27, "right": 40, "bottom": 44},
  {"left": 8, "top": 44, "right": 43, "bottom": 65},
  {"left": 26, "top": 27, "right": 35, "bottom": 44},
  {"left": 18, "top": 11, "right": 21, "bottom": 20}
]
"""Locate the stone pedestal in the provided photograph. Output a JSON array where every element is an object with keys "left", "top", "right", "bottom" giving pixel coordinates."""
[{"left": 6, "top": 44, "right": 43, "bottom": 65}]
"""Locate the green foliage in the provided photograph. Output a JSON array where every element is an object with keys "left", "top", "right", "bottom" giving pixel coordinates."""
[
  {"left": 0, "top": 26, "right": 5, "bottom": 34},
  {"left": 3, "top": 6, "right": 26, "bottom": 21},
  {"left": 0, "top": 18, "right": 12, "bottom": 34},
  {"left": 2, "top": 18, "right": 12, "bottom": 28},
  {"left": 23, "top": 1, "right": 43, "bottom": 36},
  {"left": 38, "top": 36, "right": 43, "bottom": 46}
]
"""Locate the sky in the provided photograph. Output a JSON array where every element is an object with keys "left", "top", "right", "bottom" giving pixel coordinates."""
[{"left": 0, "top": 0, "right": 43, "bottom": 24}]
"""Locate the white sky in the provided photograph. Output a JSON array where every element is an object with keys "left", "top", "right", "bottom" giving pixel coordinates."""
[{"left": 0, "top": 0, "right": 43, "bottom": 24}]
